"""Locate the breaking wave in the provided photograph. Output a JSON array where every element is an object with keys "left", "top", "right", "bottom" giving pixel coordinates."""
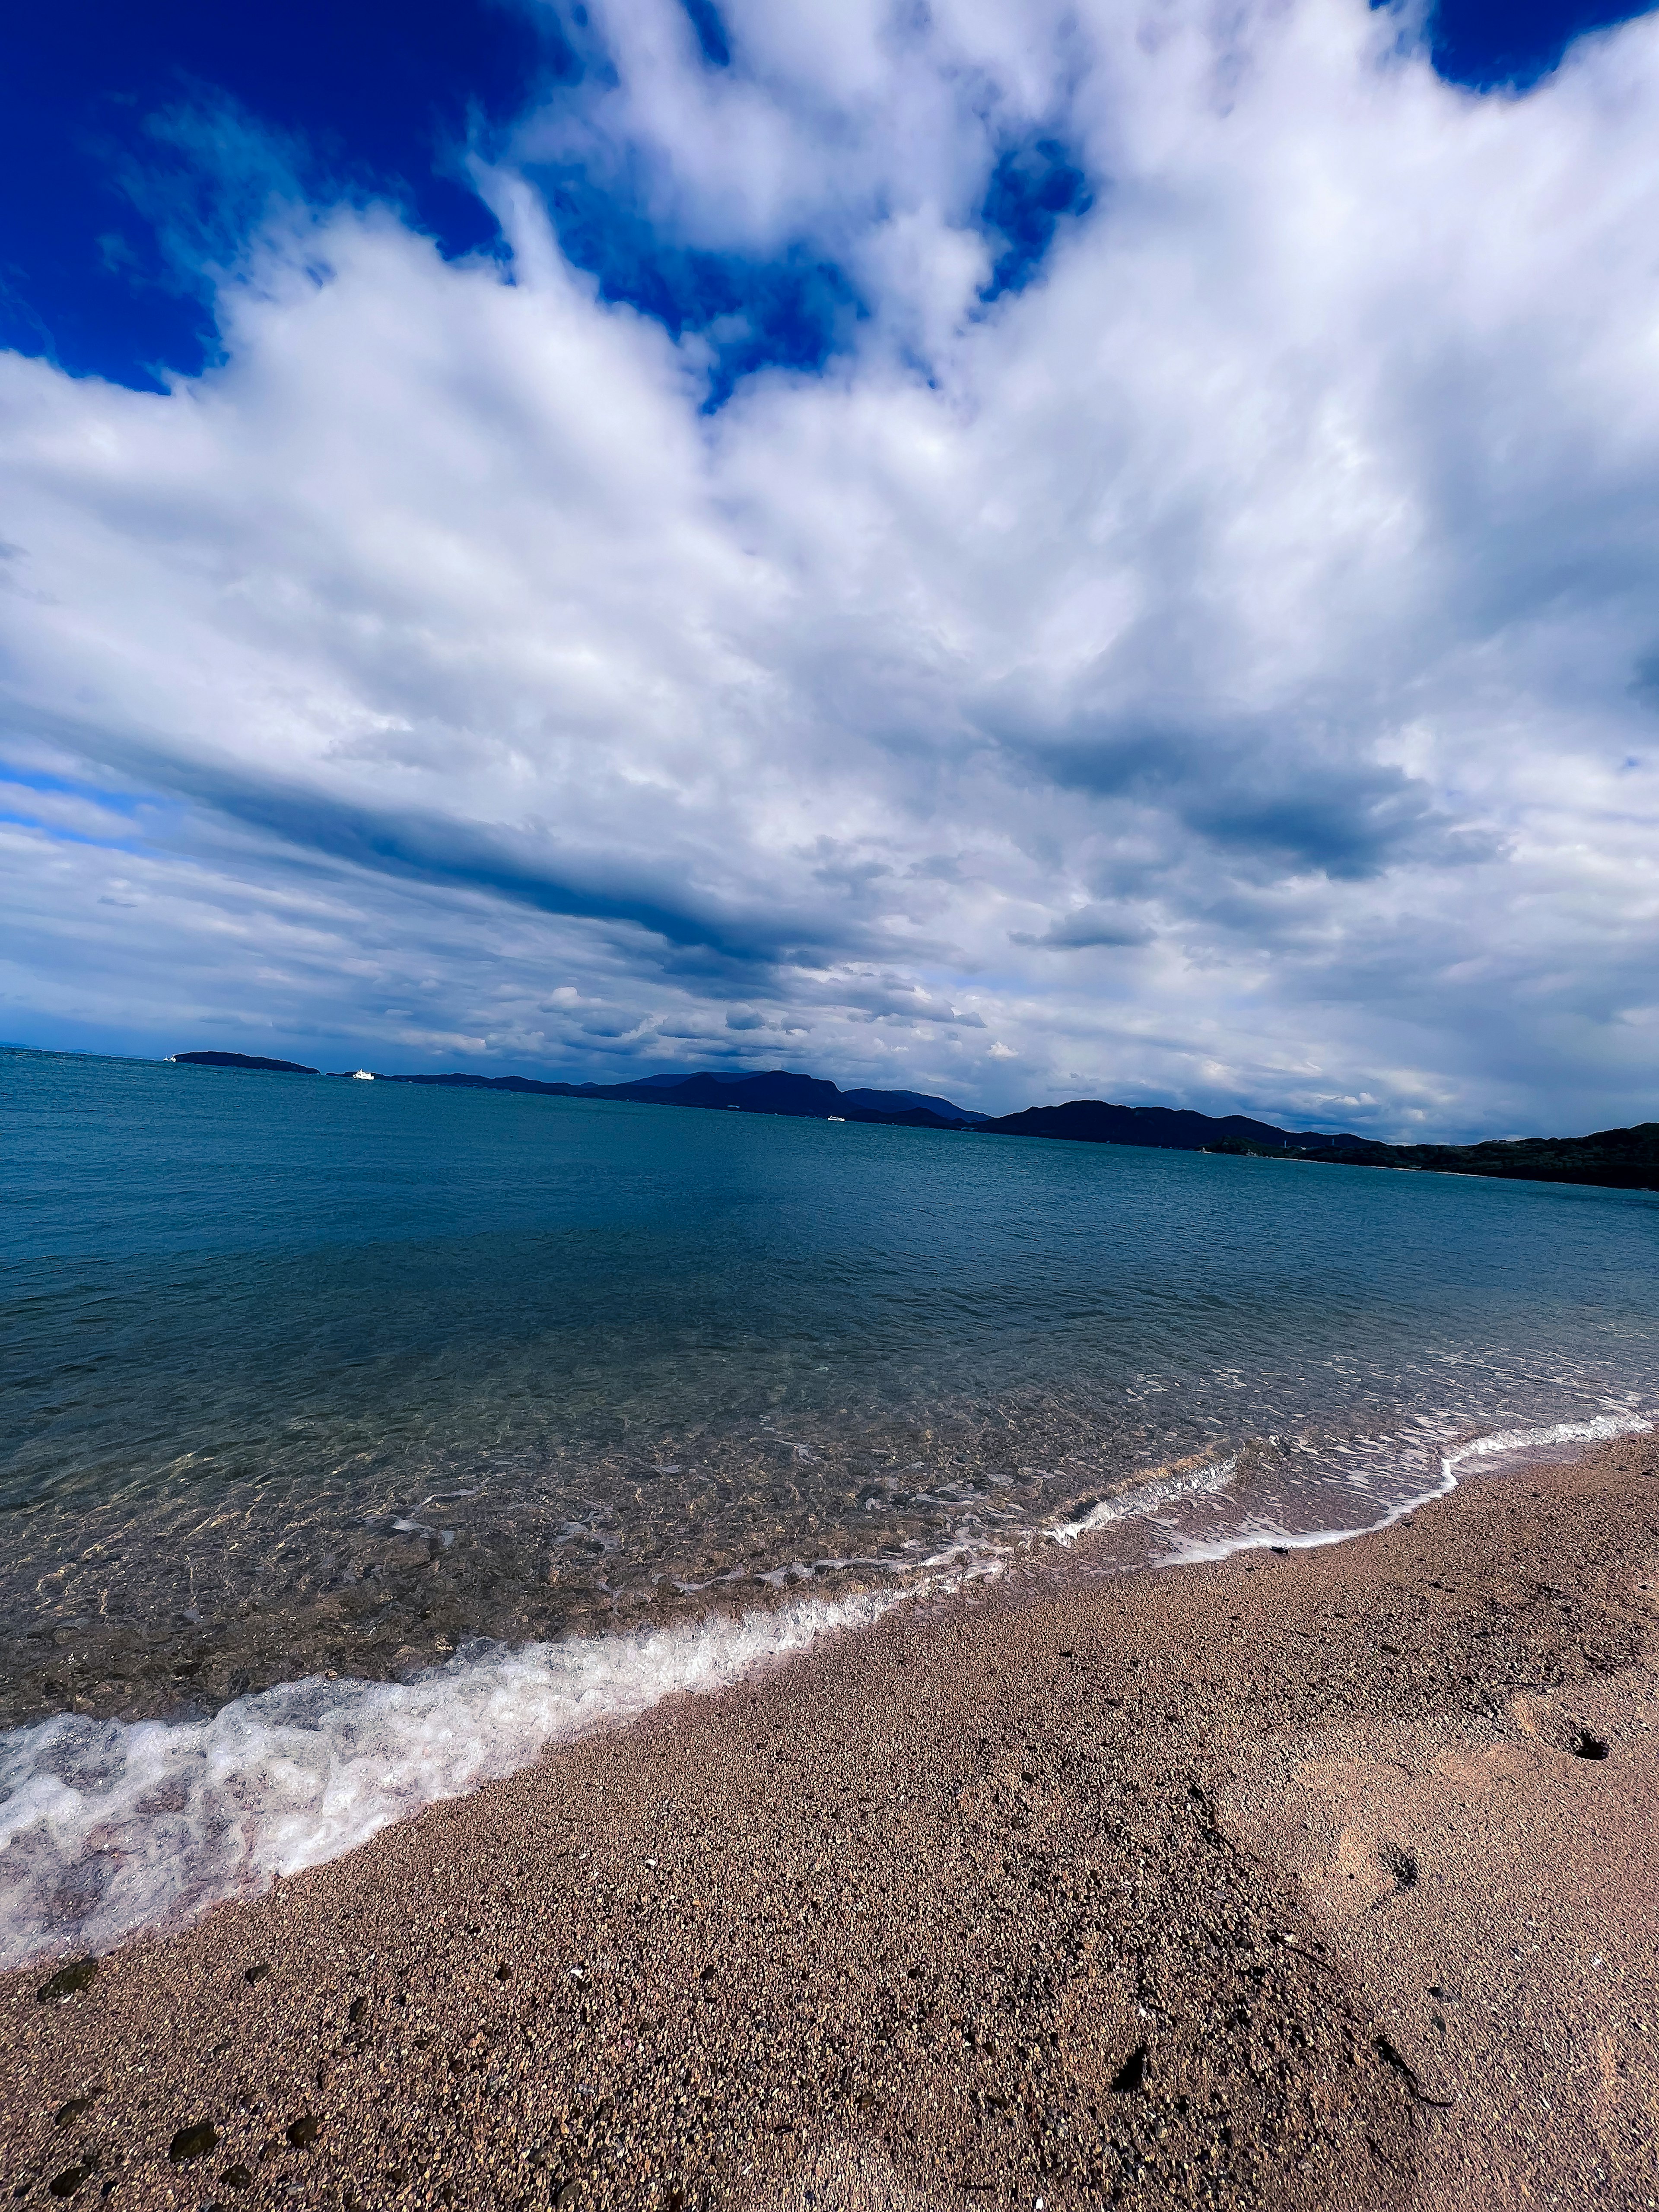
[
  {"left": 0, "top": 1587, "right": 899, "bottom": 1974},
  {"left": 1, "top": 1411, "right": 1648, "bottom": 1974}
]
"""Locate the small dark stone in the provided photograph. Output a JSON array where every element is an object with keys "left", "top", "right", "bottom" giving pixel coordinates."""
[
  {"left": 385, "top": 2171, "right": 408, "bottom": 2187},
  {"left": 1573, "top": 1730, "right": 1610, "bottom": 1760},
  {"left": 286, "top": 2116, "right": 321, "bottom": 2150},
  {"left": 556, "top": 2187, "right": 582, "bottom": 2208},
  {"left": 347, "top": 1997, "right": 367, "bottom": 2024},
  {"left": 243, "top": 1963, "right": 271, "bottom": 1986},
  {"left": 36, "top": 1959, "right": 98, "bottom": 2003},
  {"left": 221, "top": 2168, "right": 252, "bottom": 2191},
  {"left": 1109, "top": 2045, "right": 1148, "bottom": 2094},
  {"left": 1268, "top": 1545, "right": 1289, "bottom": 1557},
  {"left": 1382, "top": 1846, "right": 1419, "bottom": 1891},
  {"left": 48, "top": 2171, "right": 85, "bottom": 2199},
  {"left": 168, "top": 2124, "right": 219, "bottom": 2163},
  {"left": 495, "top": 1963, "right": 512, "bottom": 1982},
  {"left": 53, "top": 2100, "right": 95, "bottom": 2130}
]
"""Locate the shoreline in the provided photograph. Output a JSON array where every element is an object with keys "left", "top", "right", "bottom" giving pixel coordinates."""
[
  {"left": 6, "top": 1418, "right": 1647, "bottom": 1976},
  {"left": 4, "top": 1429, "right": 1658, "bottom": 2209}
]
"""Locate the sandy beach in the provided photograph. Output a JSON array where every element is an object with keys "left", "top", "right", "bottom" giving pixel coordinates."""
[{"left": 4, "top": 1431, "right": 1657, "bottom": 2212}]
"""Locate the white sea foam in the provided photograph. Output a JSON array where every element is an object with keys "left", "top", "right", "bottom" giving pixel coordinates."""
[
  {"left": 1156, "top": 1411, "right": 1653, "bottom": 1569},
  {"left": 1442, "top": 1411, "right": 1651, "bottom": 1469},
  {"left": 0, "top": 1586, "right": 899, "bottom": 1974},
  {"left": 3, "top": 1412, "right": 1648, "bottom": 1974},
  {"left": 1045, "top": 1455, "right": 1239, "bottom": 1545}
]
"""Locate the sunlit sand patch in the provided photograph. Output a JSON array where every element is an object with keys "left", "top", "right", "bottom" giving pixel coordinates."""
[
  {"left": 745, "top": 2135, "right": 946, "bottom": 2212},
  {"left": 1217, "top": 1658, "right": 1659, "bottom": 2209}
]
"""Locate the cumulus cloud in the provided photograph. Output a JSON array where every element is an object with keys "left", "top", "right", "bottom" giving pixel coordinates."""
[{"left": 2, "top": 0, "right": 1657, "bottom": 1134}]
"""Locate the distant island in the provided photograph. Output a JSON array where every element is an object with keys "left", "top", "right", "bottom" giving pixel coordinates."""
[
  {"left": 172, "top": 1050, "right": 319, "bottom": 1074},
  {"left": 168, "top": 1053, "right": 1657, "bottom": 1191}
]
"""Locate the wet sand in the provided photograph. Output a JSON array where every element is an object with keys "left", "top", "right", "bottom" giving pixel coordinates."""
[{"left": 4, "top": 1432, "right": 1657, "bottom": 2211}]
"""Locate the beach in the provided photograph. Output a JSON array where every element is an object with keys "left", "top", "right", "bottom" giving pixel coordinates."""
[{"left": 4, "top": 1430, "right": 1656, "bottom": 2211}]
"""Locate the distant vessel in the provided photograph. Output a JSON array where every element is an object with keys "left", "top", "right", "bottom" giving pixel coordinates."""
[
  {"left": 827, "top": 1115, "right": 845, "bottom": 1122},
  {"left": 351, "top": 1069, "right": 375, "bottom": 1081}
]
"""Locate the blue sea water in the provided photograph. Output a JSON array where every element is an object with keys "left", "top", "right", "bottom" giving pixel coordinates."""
[{"left": 1, "top": 1043, "right": 1655, "bottom": 1963}]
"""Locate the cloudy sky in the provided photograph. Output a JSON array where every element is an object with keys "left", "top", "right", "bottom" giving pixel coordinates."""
[{"left": 2, "top": 0, "right": 1656, "bottom": 1135}]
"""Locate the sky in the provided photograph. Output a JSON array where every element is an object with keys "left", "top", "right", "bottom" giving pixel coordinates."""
[{"left": 2, "top": 0, "right": 1656, "bottom": 1137}]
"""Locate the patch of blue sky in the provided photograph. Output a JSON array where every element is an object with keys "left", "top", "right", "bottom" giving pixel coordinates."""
[
  {"left": 5, "top": 0, "right": 1656, "bottom": 397},
  {"left": 530, "top": 168, "right": 865, "bottom": 404},
  {"left": 0, "top": 765, "right": 150, "bottom": 818},
  {"left": 978, "top": 139, "right": 1093, "bottom": 305},
  {"left": 678, "top": 0, "right": 733, "bottom": 71},
  {"left": 1414, "top": 0, "right": 1658, "bottom": 88},
  {"left": 0, "top": 787, "right": 152, "bottom": 853},
  {"left": 0, "top": 0, "right": 559, "bottom": 390}
]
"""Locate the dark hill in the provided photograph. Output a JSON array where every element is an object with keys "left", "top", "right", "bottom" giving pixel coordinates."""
[
  {"left": 368, "top": 1066, "right": 980, "bottom": 1125},
  {"left": 1206, "top": 1122, "right": 1659, "bottom": 1192},
  {"left": 173, "top": 1051, "right": 319, "bottom": 1075},
  {"left": 979, "top": 1099, "right": 1363, "bottom": 1151},
  {"left": 841, "top": 1087, "right": 990, "bottom": 1123}
]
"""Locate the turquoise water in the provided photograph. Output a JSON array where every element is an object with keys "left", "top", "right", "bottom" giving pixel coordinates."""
[{"left": 4, "top": 1043, "right": 1657, "bottom": 1727}]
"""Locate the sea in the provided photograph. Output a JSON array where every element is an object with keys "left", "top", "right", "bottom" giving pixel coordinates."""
[{"left": 3, "top": 1043, "right": 1655, "bottom": 1967}]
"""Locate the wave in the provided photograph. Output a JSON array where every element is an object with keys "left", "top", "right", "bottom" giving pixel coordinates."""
[
  {"left": 2, "top": 1411, "right": 1647, "bottom": 1974},
  {"left": 1155, "top": 1410, "right": 1652, "bottom": 1569},
  {"left": 1442, "top": 1411, "right": 1650, "bottom": 1469},
  {"left": 0, "top": 1586, "right": 899, "bottom": 1975},
  {"left": 1045, "top": 1454, "right": 1239, "bottom": 1545}
]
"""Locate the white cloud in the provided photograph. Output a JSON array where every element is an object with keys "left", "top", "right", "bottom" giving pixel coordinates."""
[{"left": 2, "top": 0, "right": 1657, "bottom": 1133}]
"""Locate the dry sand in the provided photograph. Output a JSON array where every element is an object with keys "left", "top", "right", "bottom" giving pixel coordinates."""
[{"left": 4, "top": 1433, "right": 1658, "bottom": 2212}]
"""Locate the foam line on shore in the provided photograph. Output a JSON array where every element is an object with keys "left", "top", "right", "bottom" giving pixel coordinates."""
[
  {"left": 1045, "top": 1454, "right": 1239, "bottom": 1546},
  {"left": 2, "top": 1414, "right": 1648, "bottom": 1975},
  {"left": 0, "top": 1588, "right": 901, "bottom": 1974},
  {"left": 3, "top": 1450, "right": 1246, "bottom": 1973},
  {"left": 1155, "top": 1411, "right": 1653, "bottom": 1570}
]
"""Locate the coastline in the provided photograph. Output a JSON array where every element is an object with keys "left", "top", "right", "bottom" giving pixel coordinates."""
[{"left": 3, "top": 1431, "right": 1657, "bottom": 2210}]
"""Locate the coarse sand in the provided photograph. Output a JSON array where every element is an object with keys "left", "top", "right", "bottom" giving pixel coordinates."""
[{"left": 4, "top": 1433, "right": 1657, "bottom": 2212}]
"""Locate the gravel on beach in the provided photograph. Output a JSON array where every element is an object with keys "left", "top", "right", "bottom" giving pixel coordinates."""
[{"left": 4, "top": 1433, "right": 1657, "bottom": 2212}]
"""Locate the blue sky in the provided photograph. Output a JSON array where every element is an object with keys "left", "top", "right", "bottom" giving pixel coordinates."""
[
  {"left": 3, "top": 3, "right": 1649, "bottom": 393},
  {"left": 2, "top": 0, "right": 1657, "bottom": 1135}
]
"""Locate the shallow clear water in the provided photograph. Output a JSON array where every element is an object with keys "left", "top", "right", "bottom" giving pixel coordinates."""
[
  {"left": 3, "top": 1043, "right": 1656, "bottom": 1964},
  {"left": 4, "top": 1042, "right": 1656, "bottom": 1719}
]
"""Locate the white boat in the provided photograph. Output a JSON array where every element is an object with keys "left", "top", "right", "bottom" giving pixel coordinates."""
[
  {"left": 351, "top": 1069, "right": 375, "bottom": 1081},
  {"left": 827, "top": 1115, "right": 845, "bottom": 1122}
]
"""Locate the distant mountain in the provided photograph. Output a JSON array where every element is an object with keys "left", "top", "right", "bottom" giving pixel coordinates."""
[
  {"left": 976, "top": 1099, "right": 1365, "bottom": 1151},
  {"left": 841, "top": 1087, "right": 990, "bottom": 1122},
  {"left": 172, "top": 1050, "right": 320, "bottom": 1075},
  {"left": 168, "top": 1049, "right": 1653, "bottom": 1189},
  {"left": 365, "top": 1065, "right": 987, "bottom": 1126},
  {"left": 1205, "top": 1124, "right": 1659, "bottom": 1192}
]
